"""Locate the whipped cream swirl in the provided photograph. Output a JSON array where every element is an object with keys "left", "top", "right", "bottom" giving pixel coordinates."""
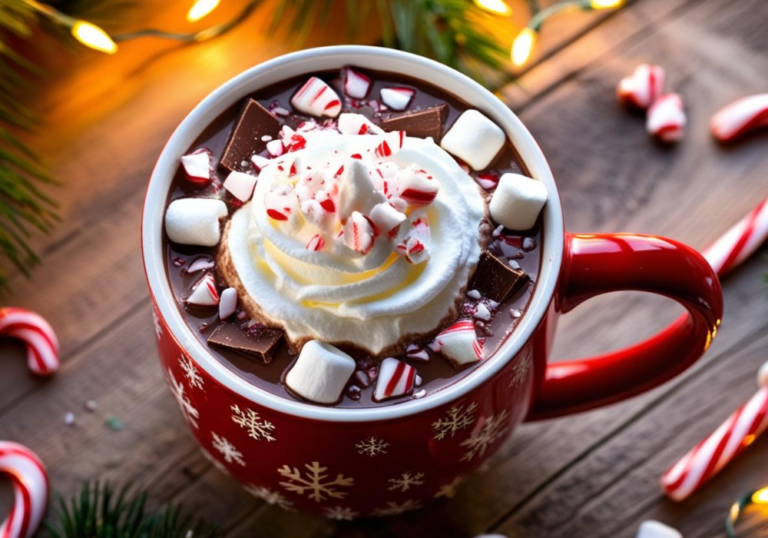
[{"left": 225, "top": 122, "right": 485, "bottom": 354}]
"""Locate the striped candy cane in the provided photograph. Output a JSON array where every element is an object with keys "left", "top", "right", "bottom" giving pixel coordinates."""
[
  {"left": 0, "top": 441, "right": 49, "bottom": 538},
  {"left": 661, "top": 383, "right": 768, "bottom": 501},
  {"left": 702, "top": 198, "right": 768, "bottom": 276},
  {"left": 0, "top": 308, "right": 59, "bottom": 375}
]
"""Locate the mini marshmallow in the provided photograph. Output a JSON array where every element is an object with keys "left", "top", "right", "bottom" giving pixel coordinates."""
[
  {"left": 338, "top": 113, "right": 384, "bottom": 135},
  {"left": 441, "top": 110, "right": 505, "bottom": 170},
  {"left": 223, "top": 171, "right": 257, "bottom": 202},
  {"left": 370, "top": 202, "right": 407, "bottom": 236},
  {"left": 489, "top": 173, "right": 547, "bottom": 231},
  {"left": 337, "top": 159, "right": 386, "bottom": 221},
  {"left": 635, "top": 521, "right": 682, "bottom": 538},
  {"left": 647, "top": 93, "right": 686, "bottom": 142},
  {"left": 435, "top": 320, "right": 483, "bottom": 367},
  {"left": 285, "top": 340, "right": 355, "bottom": 404},
  {"left": 218, "top": 287, "right": 238, "bottom": 319},
  {"left": 165, "top": 198, "right": 228, "bottom": 247},
  {"left": 374, "top": 358, "right": 416, "bottom": 401},
  {"left": 291, "top": 77, "right": 342, "bottom": 118},
  {"left": 344, "top": 67, "right": 371, "bottom": 99},
  {"left": 187, "top": 273, "right": 219, "bottom": 306},
  {"left": 180, "top": 148, "right": 212, "bottom": 185},
  {"left": 380, "top": 87, "right": 415, "bottom": 111}
]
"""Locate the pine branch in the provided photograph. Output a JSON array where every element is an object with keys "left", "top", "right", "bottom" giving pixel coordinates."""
[{"left": 44, "top": 482, "right": 222, "bottom": 538}]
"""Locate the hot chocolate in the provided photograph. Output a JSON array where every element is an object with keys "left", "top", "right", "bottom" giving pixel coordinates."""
[{"left": 163, "top": 67, "right": 546, "bottom": 408}]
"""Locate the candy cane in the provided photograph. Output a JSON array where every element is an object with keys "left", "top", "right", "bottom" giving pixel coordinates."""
[
  {"left": 661, "top": 375, "right": 768, "bottom": 501},
  {"left": 701, "top": 198, "right": 768, "bottom": 276},
  {"left": 0, "top": 441, "right": 49, "bottom": 538},
  {"left": 710, "top": 94, "right": 768, "bottom": 143},
  {"left": 0, "top": 308, "right": 59, "bottom": 375}
]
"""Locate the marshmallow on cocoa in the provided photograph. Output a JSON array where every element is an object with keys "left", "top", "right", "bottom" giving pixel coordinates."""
[
  {"left": 165, "top": 198, "right": 228, "bottom": 247},
  {"left": 489, "top": 173, "right": 547, "bottom": 231},
  {"left": 223, "top": 171, "right": 257, "bottom": 202},
  {"left": 441, "top": 110, "right": 505, "bottom": 170},
  {"left": 285, "top": 340, "right": 356, "bottom": 404}
]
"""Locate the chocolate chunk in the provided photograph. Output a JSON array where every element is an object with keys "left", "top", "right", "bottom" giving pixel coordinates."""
[
  {"left": 469, "top": 252, "right": 528, "bottom": 303},
  {"left": 219, "top": 99, "right": 281, "bottom": 173},
  {"left": 378, "top": 104, "right": 449, "bottom": 141},
  {"left": 207, "top": 323, "right": 283, "bottom": 364}
]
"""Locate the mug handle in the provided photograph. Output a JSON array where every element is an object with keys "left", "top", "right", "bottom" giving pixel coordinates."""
[{"left": 525, "top": 233, "right": 723, "bottom": 421}]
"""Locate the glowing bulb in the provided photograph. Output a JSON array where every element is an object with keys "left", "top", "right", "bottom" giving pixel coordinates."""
[
  {"left": 590, "top": 0, "right": 624, "bottom": 9},
  {"left": 511, "top": 28, "right": 537, "bottom": 67},
  {"left": 187, "top": 0, "right": 221, "bottom": 22},
  {"left": 752, "top": 487, "right": 768, "bottom": 504},
  {"left": 71, "top": 21, "right": 117, "bottom": 54},
  {"left": 474, "top": 0, "right": 512, "bottom": 15}
]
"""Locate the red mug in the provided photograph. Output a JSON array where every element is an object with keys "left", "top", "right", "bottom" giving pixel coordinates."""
[{"left": 142, "top": 46, "right": 722, "bottom": 519}]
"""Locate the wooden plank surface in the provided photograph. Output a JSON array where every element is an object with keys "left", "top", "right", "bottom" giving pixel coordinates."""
[{"left": 2, "top": 0, "right": 768, "bottom": 537}]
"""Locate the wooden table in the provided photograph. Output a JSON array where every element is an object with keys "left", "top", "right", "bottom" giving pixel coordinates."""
[{"left": 2, "top": 0, "right": 768, "bottom": 536}]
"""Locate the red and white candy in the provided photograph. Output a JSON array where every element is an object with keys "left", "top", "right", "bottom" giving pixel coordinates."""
[
  {"left": 702, "top": 198, "right": 768, "bottom": 276},
  {"left": 291, "top": 77, "right": 342, "bottom": 118},
  {"left": 337, "top": 113, "right": 383, "bottom": 136},
  {"left": 616, "top": 64, "right": 665, "bottom": 109},
  {"left": 343, "top": 211, "right": 376, "bottom": 255},
  {"left": 264, "top": 186, "right": 299, "bottom": 223},
  {"left": 369, "top": 202, "right": 407, "bottom": 237},
  {"left": 380, "top": 87, "right": 415, "bottom": 111},
  {"left": 0, "top": 441, "right": 49, "bottom": 538},
  {"left": 306, "top": 233, "right": 325, "bottom": 252},
  {"left": 661, "top": 363, "right": 768, "bottom": 501},
  {"left": 344, "top": 67, "right": 371, "bottom": 99},
  {"left": 397, "top": 168, "right": 439, "bottom": 205},
  {"left": 646, "top": 93, "right": 686, "bottom": 142},
  {"left": 223, "top": 171, "right": 257, "bottom": 202},
  {"left": 433, "top": 320, "right": 483, "bottom": 367},
  {"left": 0, "top": 307, "right": 59, "bottom": 376},
  {"left": 286, "top": 340, "right": 356, "bottom": 404},
  {"left": 710, "top": 94, "right": 768, "bottom": 143},
  {"left": 374, "top": 358, "right": 416, "bottom": 401},
  {"left": 186, "top": 273, "right": 219, "bottom": 306},
  {"left": 375, "top": 131, "right": 405, "bottom": 158},
  {"left": 180, "top": 148, "right": 212, "bottom": 186}
]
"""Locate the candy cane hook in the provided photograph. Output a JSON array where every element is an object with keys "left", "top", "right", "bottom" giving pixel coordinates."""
[
  {"left": 0, "top": 441, "right": 49, "bottom": 538},
  {"left": 0, "top": 308, "right": 59, "bottom": 375}
]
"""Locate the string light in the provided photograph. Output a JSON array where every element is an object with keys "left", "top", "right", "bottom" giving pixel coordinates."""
[
  {"left": 589, "top": 0, "right": 624, "bottom": 9},
  {"left": 474, "top": 0, "right": 512, "bottom": 16},
  {"left": 752, "top": 487, "right": 768, "bottom": 504},
  {"left": 187, "top": 0, "right": 221, "bottom": 22},
  {"left": 511, "top": 27, "right": 537, "bottom": 67},
  {"left": 71, "top": 21, "right": 117, "bottom": 54}
]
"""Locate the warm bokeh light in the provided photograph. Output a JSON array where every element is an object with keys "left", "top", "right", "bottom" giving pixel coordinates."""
[
  {"left": 589, "top": 0, "right": 624, "bottom": 9},
  {"left": 187, "top": 0, "right": 221, "bottom": 22},
  {"left": 474, "top": 0, "right": 512, "bottom": 16},
  {"left": 71, "top": 21, "right": 117, "bottom": 54},
  {"left": 752, "top": 487, "right": 768, "bottom": 504},
  {"left": 511, "top": 27, "right": 537, "bottom": 67}
]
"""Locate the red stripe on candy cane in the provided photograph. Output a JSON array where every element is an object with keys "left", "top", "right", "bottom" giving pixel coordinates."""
[
  {"left": 0, "top": 442, "right": 49, "bottom": 538},
  {"left": 0, "top": 308, "right": 60, "bottom": 376}
]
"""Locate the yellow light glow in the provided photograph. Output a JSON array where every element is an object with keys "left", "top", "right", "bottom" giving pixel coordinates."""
[
  {"left": 474, "top": 0, "right": 512, "bottom": 15},
  {"left": 71, "top": 21, "right": 117, "bottom": 54},
  {"left": 590, "top": 0, "right": 624, "bottom": 9},
  {"left": 511, "top": 28, "right": 537, "bottom": 67},
  {"left": 752, "top": 487, "right": 768, "bottom": 504},
  {"left": 187, "top": 0, "right": 221, "bottom": 22}
]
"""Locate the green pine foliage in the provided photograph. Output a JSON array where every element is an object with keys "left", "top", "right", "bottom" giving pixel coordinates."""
[{"left": 44, "top": 483, "right": 222, "bottom": 538}]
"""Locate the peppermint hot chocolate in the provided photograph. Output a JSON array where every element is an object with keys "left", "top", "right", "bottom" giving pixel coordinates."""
[{"left": 163, "top": 67, "right": 546, "bottom": 408}]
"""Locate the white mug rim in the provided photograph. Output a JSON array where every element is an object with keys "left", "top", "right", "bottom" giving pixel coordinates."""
[{"left": 142, "top": 45, "right": 564, "bottom": 423}]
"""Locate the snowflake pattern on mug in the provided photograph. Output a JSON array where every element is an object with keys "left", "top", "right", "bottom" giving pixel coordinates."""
[
  {"left": 179, "top": 355, "right": 204, "bottom": 390},
  {"left": 432, "top": 402, "right": 478, "bottom": 440},
  {"left": 355, "top": 436, "right": 389, "bottom": 457},
  {"left": 459, "top": 410, "right": 510, "bottom": 462},
  {"left": 244, "top": 484, "right": 295, "bottom": 511},
  {"left": 231, "top": 404, "right": 276, "bottom": 442},
  {"left": 152, "top": 306, "right": 163, "bottom": 339},
  {"left": 434, "top": 476, "right": 464, "bottom": 499},
  {"left": 387, "top": 471, "right": 425, "bottom": 492},
  {"left": 371, "top": 499, "right": 422, "bottom": 517},
  {"left": 278, "top": 461, "right": 354, "bottom": 502},
  {"left": 509, "top": 348, "right": 533, "bottom": 389},
  {"left": 323, "top": 505, "right": 359, "bottom": 521},
  {"left": 166, "top": 368, "right": 199, "bottom": 428},
  {"left": 211, "top": 432, "right": 246, "bottom": 466}
]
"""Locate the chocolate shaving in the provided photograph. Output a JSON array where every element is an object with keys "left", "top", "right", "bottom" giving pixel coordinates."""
[
  {"left": 207, "top": 323, "right": 283, "bottom": 364},
  {"left": 219, "top": 99, "right": 281, "bottom": 173},
  {"left": 378, "top": 104, "right": 449, "bottom": 142},
  {"left": 469, "top": 252, "right": 528, "bottom": 303}
]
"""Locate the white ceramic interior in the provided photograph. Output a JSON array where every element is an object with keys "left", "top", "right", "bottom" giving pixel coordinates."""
[{"left": 142, "top": 46, "right": 565, "bottom": 423}]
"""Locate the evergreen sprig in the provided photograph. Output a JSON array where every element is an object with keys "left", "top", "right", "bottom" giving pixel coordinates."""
[{"left": 44, "top": 482, "right": 222, "bottom": 538}]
